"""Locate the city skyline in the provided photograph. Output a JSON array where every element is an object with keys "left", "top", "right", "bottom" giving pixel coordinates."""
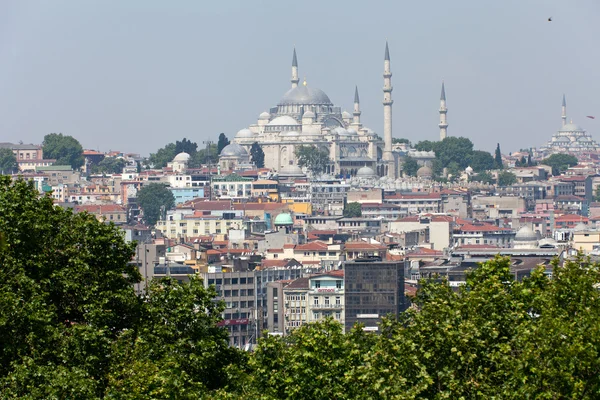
[{"left": 1, "top": 0, "right": 599, "bottom": 156}]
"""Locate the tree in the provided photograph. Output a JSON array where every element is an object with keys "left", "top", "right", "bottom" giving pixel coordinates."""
[
  {"left": 42, "top": 133, "right": 84, "bottom": 169},
  {"left": 0, "top": 148, "right": 17, "bottom": 174},
  {"left": 136, "top": 183, "right": 175, "bottom": 226},
  {"left": 90, "top": 156, "right": 126, "bottom": 175},
  {"left": 435, "top": 137, "right": 474, "bottom": 169},
  {"left": 189, "top": 143, "right": 218, "bottom": 169},
  {"left": 147, "top": 143, "right": 177, "bottom": 169},
  {"left": 392, "top": 138, "right": 411, "bottom": 146},
  {"left": 469, "top": 150, "right": 495, "bottom": 172},
  {"left": 471, "top": 171, "right": 495, "bottom": 184},
  {"left": 527, "top": 153, "right": 535, "bottom": 166},
  {"left": 250, "top": 142, "right": 265, "bottom": 168},
  {"left": 498, "top": 170, "right": 517, "bottom": 186},
  {"left": 175, "top": 138, "right": 198, "bottom": 155},
  {"left": 414, "top": 140, "right": 437, "bottom": 152},
  {"left": 217, "top": 133, "right": 230, "bottom": 155},
  {"left": 295, "top": 145, "right": 330, "bottom": 175},
  {"left": 494, "top": 143, "right": 503, "bottom": 169},
  {"left": 343, "top": 202, "right": 362, "bottom": 218},
  {"left": 401, "top": 155, "right": 419, "bottom": 177},
  {"left": 541, "top": 153, "right": 579, "bottom": 176}
]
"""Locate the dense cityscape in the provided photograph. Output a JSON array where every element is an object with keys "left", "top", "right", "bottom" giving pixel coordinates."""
[{"left": 2, "top": 2, "right": 600, "bottom": 397}]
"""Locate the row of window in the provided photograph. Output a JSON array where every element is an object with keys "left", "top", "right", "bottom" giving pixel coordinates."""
[
  {"left": 208, "top": 277, "right": 255, "bottom": 285},
  {"left": 313, "top": 296, "right": 342, "bottom": 305}
]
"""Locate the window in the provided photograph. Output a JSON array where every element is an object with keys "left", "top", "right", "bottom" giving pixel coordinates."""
[
  {"left": 315, "top": 281, "right": 321, "bottom": 288},
  {"left": 231, "top": 278, "right": 238, "bottom": 284},
  {"left": 313, "top": 297, "right": 319, "bottom": 305},
  {"left": 324, "top": 296, "right": 330, "bottom": 305},
  {"left": 336, "top": 280, "right": 342, "bottom": 289},
  {"left": 335, "top": 296, "right": 341, "bottom": 305}
]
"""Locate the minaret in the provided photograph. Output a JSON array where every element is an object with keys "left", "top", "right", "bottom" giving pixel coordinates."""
[
  {"left": 382, "top": 41, "right": 395, "bottom": 178},
  {"left": 561, "top": 94, "right": 567, "bottom": 127},
  {"left": 353, "top": 86, "right": 361, "bottom": 124},
  {"left": 291, "top": 48, "right": 299, "bottom": 88},
  {"left": 439, "top": 81, "right": 448, "bottom": 140}
]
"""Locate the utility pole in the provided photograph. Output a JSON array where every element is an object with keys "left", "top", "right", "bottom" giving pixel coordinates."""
[{"left": 203, "top": 140, "right": 214, "bottom": 201}]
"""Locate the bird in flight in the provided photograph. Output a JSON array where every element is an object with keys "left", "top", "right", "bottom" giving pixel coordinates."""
[
  {"left": 548, "top": 17, "right": 552, "bottom": 21},
  {"left": 586, "top": 116, "right": 595, "bottom": 120}
]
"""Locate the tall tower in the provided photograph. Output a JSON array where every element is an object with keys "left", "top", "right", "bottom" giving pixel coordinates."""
[
  {"left": 561, "top": 94, "right": 567, "bottom": 127},
  {"left": 353, "top": 86, "right": 361, "bottom": 124},
  {"left": 382, "top": 41, "right": 395, "bottom": 178},
  {"left": 439, "top": 81, "right": 448, "bottom": 140},
  {"left": 291, "top": 48, "right": 299, "bottom": 88}
]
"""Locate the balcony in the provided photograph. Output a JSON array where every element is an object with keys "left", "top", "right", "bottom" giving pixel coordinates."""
[{"left": 311, "top": 303, "right": 343, "bottom": 309}]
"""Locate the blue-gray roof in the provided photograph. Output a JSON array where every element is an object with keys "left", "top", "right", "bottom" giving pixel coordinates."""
[{"left": 278, "top": 85, "right": 332, "bottom": 105}]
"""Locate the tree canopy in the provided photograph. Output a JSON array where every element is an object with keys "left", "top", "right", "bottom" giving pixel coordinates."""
[
  {"left": 343, "top": 202, "right": 362, "bottom": 218},
  {"left": 494, "top": 143, "right": 503, "bottom": 169},
  {"left": 42, "top": 133, "right": 84, "bottom": 169},
  {"left": 541, "top": 153, "right": 579, "bottom": 175},
  {"left": 0, "top": 148, "right": 17, "bottom": 174},
  {"left": 136, "top": 183, "right": 175, "bottom": 226},
  {"left": 175, "top": 138, "right": 198, "bottom": 155},
  {"left": 392, "top": 137, "right": 411, "bottom": 146},
  {"left": 217, "top": 133, "right": 230, "bottom": 155},
  {"left": 295, "top": 145, "right": 330, "bottom": 175},
  {"left": 401, "top": 155, "right": 419, "bottom": 177},
  {"left": 469, "top": 150, "right": 495, "bottom": 172},
  {"left": 90, "top": 156, "right": 126, "bottom": 175},
  {"left": 250, "top": 142, "right": 265, "bottom": 168},
  {"left": 498, "top": 170, "right": 517, "bottom": 186},
  {"left": 147, "top": 143, "right": 177, "bottom": 169}
]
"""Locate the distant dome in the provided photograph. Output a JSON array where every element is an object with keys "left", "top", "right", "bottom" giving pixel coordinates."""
[
  {"left": 278, "top": 85, "right": 332, "bottom": 106},
  {"left": 560, "top": 123, "right": 585, "bottom": 132},
  {"left": 356, "top": 166, "right": 377, "bottom": 178},
  {"left": 465, "top": 165, "right": 474, "bottom": 174},
  {"left": 279, "top": 164, "right": 305, "bottom": 176},
  {"left": 220, "top": 143, "right": 248, "bottom": 157},
  {"left": 417, "top": 165, "right": 433, "bottom": 178},
  {"left": 342, "top": 111, "right": 352, "bottom": 119},
  {"left": 333, "top": 127, "right": 348, "bottom": 136},
  {"left": 302, "top": 110, "right": 315, "bottom": 119},
  {"left": 515, "top": 225, "right": 539, "bottom": 242},
  {"left": 259, "top": 111, "right": 270, "bottom": 119},
  {"left": 346, "top": 128, "right": 358, "bottom": 135},
  {"left": 267, "top": 116, "right": 299, "bottom": 126},
  {"left": 279, "top": 130, "right": 300, "bottom": 137},
  {"left": 173, "top": 152, "right": 190, "bottom": 162},
  {"left": 236, "top": 128, "right": 254, "bottom": 138},
  {"left": 274, "top": 212, "right": 294, "bottom": 226}
]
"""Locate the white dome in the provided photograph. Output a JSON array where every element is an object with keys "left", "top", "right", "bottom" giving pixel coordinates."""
[
  {"left": 302, "top": 110, "right": 315, "bottom": 119},
  {"left": 267, "top": 116, "right": 299, "bottom": 126},
  {"left": 342, "top": 111, "right": 352, "bottom": 119},
  {"left": 236, "top": 128, "right": 255, "bottom": 138},
  {"left": 346, "top": 128, "right": 358, "bottom": 135},
  {"left": 560, "top": 123, "right": 585, "bottom": 132},
  {"left": 356, "top": 166, "right": 377, "bottom": 178},
  {"left": 279, "top": 164, "right": 305, "bottom": 176},
  {"left": 417, "top": 166, "right": 433, "bottom": 178},
  {"left": 333, "top": 127, "right": 348, "bottom": 136},
  {"left": 259, "top": 111, "right": 270, "bottom": 120},
  {"left": 279, "top": 130, "right": 300, "bottom": 137},
  {"left": 220, "top": 143, "right": 248, "bottom": 157},
  {"left": 173, "top": 152, "right": 190, "bottom": 162},
  {"left": 465, "top": 165, "right": 474, "bottom": 174},
  {"left": 515, "top": 225, "right": 539, "bottom": 241}
]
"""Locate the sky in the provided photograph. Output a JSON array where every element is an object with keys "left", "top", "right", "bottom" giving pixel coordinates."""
[{"left": 1, "top": 0, "right": 599, "bottom": 156}]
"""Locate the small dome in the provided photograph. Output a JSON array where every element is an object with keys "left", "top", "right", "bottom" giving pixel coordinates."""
[
  {"left": 342, "top": 111, "right": 352, "bottom": 119},
  {"left": 356, "top": 166, "right": 377, "bottom": 178},
  {"left": 267, "top": 116, "right": 299, "bottom": 126},
  {"left": 465, "top": 165, "right": 474, "bottom": 174},
  {"left": 302, "top": 110, "right": 315, "bottom": 119},
  {"left": 279, "top": 130, "right": 300, "bottom": 137},
  {"left": 274, "top": 212, "right": 294, "bottom": 226},
  {"left": 259, "top": 111, "right": 270, "bottom": 120},
  {"left": 560, "top": 123, "right": 585, "bottom": 132},
  {"left": 236, "top": 128, "right": 254, "bottom": 138},
  {"left": 173, "top": 152, "right": 190, "bottom": 162},
  {"left": 346, "top": 128, "right": 358, "bottom": 135},
  {"left": 333, "top": 127, "right": 348, "bottom": 136},
  {"left": 220, "top": 143, "right": 248, "bottom": 157},
  {"left": 279, "top": 164, "right": 305, "bottom": 176},
  {"left": 417, "top": 166, "right": 433, "bottom": 178},
  {"left": 515, "top": 225, "right": 539, "bottom": 241}
]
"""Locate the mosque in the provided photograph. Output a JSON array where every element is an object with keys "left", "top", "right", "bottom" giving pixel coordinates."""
[
  {"left": 540, "top": 95, "right": 600, "bottom": 156},
  {"left": 220, "top": 43, "right": 449, "bottom": 179}
]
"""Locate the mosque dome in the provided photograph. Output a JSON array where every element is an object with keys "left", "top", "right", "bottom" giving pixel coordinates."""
[
  {"left": 274, "top": 213, "right": 294, "bottom": 226},
  {"left": 220, "top": 143, "right": 248, "bottom": 157},
  {"left": 560, "top": 123, "right": 585, "bottom": 132},
  {"left": 342, "top": 111, "right": 352, "bottom": 119},
  {"left": 173, "top": 152, "right": 191, "bottom": 162},
  {"left": 515, "top": 225, "right": 539, "bottom": 242},
  {"left": 236, "top": 128, "right": 255, "bottom": 138},
  {"left": 278, "top": 85, "right": 332, "bottom": 106},
  {"left": 417, "top": 166, "right": 433, "bottom": 178},
  {"left": 356, "top": 165, "right": 377, "bottom": 178},
  {"left": 259, "top": 111, "right": 270, "bottom": 120},
  {"left": 302, "top": 110, "right": 315, "bottom": 119},
  {"left": 279, "top": 164, "right": 305, "bottom": 176},
  {"left": 279, "top": 130, "right": 300, "bottom": 137},
  {"left": 267, "top": 115, "right": 299, "bottom": 126},
  {"left": 346, "top": 128, "right": 358, "bottom": 136},
  {"left": 333, "top": 127, "right": 348, "bottom": 136}
]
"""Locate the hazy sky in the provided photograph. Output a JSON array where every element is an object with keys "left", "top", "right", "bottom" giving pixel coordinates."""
[{"left": 1, "top": 0, "right": 599, "bottom": 156}]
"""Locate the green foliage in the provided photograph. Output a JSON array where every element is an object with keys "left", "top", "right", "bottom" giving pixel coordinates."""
[
  {"left": 415, "top": 137, "right": 474, "bottom": 170},
  {"left": 189, "top": 143, "right": 218, "bottom": 168},
  {"left": 250, "top": 142, "right": 265, "bottom": 168},
  {"left": 175, "top": 138, "right": 198, "bottom": 155},
  {"left": 471, "top": 171, "right": 495, "bottom": 184},
  {"left": 494, "top": 143, "right": 503, "bottom": 168},
  {"left": 392, "top": 137, "right": 411, "bottom": 146},
  {"left": 343, "top": 201, "right": 362, "bottom": 218},
  {"left": 295, "top": 145, "right": 330, "bottom": 175},
  {"left": 90, "top": 156, "right": 126, "bottom": 175},
  {"left": 414, "top": 140, "right": 436, "bottom": 152},
  {"left": 148, "top": 143, "right": 177, "bottom": 169},
  {"left": 498, "top": 170, "right": 517, "bottom": 186},
  {"left": 136, "top": 183, "right": 175, "bottom": 226},
  {"left": 541, "top": 153, "right": 579, "bottom": 175},
  {"left": 217, "top": 133, "right": 230, "bottom": 154},
  {"left": 42, "top": 133, "right": 84, "bottom": 169},
  {"left": 402, "top": 155, "right": 419, "bottom": 177},
  {"left": 0, "top": 148, "right": 17, "bottom": 174},
  {"left": 595, "top": 185, "right": 600, "bottom": 202},
  {"left": 469, "top": 150, "right": 495, "bottom": 172}
]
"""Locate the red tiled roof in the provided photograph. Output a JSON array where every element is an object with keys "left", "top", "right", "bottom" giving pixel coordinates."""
[
  {"left": 75, "top": 204, "right": 126, "bottom": 213},
  {"left": 232, "top": 203, "right": 288, "bottom": 211},
  {"left": 283, "top": 244, "right": 296, "bottom": 249},
  {"left": 408, "top": 247, "right": 444, "bottom": 256},
  {"left": 267, "top": 248, "right": 283, "bottom": 253},
  {"left": 344, "top": 241, "right": 387, "bottom": 251},
  {"left": 555, "top": 214, "right": 588, "bottom": 222},
  {"left": 261, "top": 260, "right": 290, "bottom": 268},
  {"left": 295, "top": 241, "right": 329, "bottom": 251},
  {"left": 186, "top": 200, "right": 232, "bottom": 211}
]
